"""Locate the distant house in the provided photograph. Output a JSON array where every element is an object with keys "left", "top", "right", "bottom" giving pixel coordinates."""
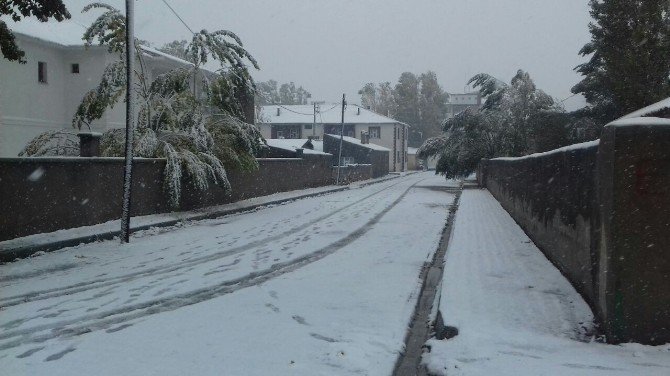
[
  {"left": 407, "top": 147, "right": 420, "bottom": 170},
  {"left": 257, "top": 104, "right": 408, "bottom": 172},
  {"left": 446, "top": 92, "right": 483, "bottom": 119},
  {"left": 0, "top": 21, "right": 215, "bottom": 157}
]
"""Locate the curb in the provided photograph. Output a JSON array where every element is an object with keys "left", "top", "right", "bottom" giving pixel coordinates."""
[{"left": 0, "top": 173, "right": 405, "bottom": 262}]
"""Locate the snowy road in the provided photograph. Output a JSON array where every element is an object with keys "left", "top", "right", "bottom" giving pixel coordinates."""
[{"left": 0, "top": 172, "right": 454, "bottom": 375}]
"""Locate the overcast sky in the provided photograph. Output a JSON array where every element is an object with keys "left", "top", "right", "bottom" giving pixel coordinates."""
[{"left": 15, "top": 0, "right": 593, "bottom": 110}]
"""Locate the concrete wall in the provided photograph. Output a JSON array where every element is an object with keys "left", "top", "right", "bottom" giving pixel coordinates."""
[
  {"left": 481, "top": 144, "right": 600, "bottom": 304},
  {"left": 478, "top": 120, "right": 670, "bottom": 345},
  {"left": 332, "top": 164, "right": 373, "bottom": 185},
  {"left": 0, "top": 155, "right": 334, "bottom": 241}
]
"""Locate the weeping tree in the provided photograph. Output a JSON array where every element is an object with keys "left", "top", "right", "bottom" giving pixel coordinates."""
[
  {"left": 19, "top": 2, "right": 264, "bottom": 208},
  {"left": 418, "top": 70, "right": 567, "bottom": 178}
]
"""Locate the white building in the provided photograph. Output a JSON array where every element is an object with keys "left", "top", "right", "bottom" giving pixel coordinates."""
[
  {"left": 257, "top": 104, "right": 408, "bottom": 172},
  {"left": 446, "top": 92, "right": 483, "bottom": 119},
  {"left": 0, "top": 21, "right": 211, "bottom": 157}
]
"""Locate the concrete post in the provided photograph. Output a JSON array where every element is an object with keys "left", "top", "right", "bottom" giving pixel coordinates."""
[{"left": 596, "top": 120, "right": 670, "bottom": 344}]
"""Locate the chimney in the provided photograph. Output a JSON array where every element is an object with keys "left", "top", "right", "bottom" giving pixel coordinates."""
[
  {"left": 357, "top": 107, "right": 361, "bottom": 115},
  {"left": 276, "top": 107, "right": 281, "bottom": 116}
]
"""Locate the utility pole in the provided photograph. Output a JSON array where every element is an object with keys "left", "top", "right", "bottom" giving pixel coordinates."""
[
  {"left": 312, "top": 102, "right": 317, "bottom": 138},
  {"left": 120, "top": 0, "right": 136, "bottom": 243},
  {"left": 336, "top": 94, "right": 346, "bottom": 185}
]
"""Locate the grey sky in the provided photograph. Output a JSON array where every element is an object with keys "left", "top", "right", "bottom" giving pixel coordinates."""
[{"left": 18, "top": 0, "right": 593, "bottom": 110}]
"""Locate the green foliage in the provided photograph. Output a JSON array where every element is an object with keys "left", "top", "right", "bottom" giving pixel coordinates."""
[
  {"left": 360, "top": 71, "right": 448, "bottom": 146},
  {"left": 255, "top": 80, "right": 311, "bottom": 105},
  {"left": 0, "top": 0, "right": 70, "bottom": 62},
  {"left": 20, "top": 2, "right": 263, "bottom": 209},
  {"left": 572, "top": 0, "right": 670, "bottom": 123},
  {"left": 18, "top": 129, "right": 79, "bottom": 156},
  {"left": 420, "top": 70, "right": 580, "bottom": 179}
]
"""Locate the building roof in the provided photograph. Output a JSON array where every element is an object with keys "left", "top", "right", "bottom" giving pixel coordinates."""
[
  {"left": 265, "top": 139, "right": 328, "bottom": 155},
  {"left": 325, "top": 134, "right": 391, "bottom": 152},
  {"left": 9, "top": 19, "right": 214, "bottom": 73},
  {"left": 258, "top": 104, "right": 406, "bottom": 126},
  {"left": 7, "top": 18, "right": 88, "bottom": 46}
]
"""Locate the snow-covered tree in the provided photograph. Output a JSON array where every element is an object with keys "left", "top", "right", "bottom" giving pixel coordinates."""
[
  {"left": 572, "top": 0, "right": 670, "bottom": 123},
  {"left": 418, "top": 71, "right": 449, "bottom": 144},
  {"left": 1, "top": 0, "right": 70, "bottom": 63},
  {"left": 420, "top": 70, "right": 571, "bottom": 178},
  {"left": 255, "top": 80, "right": 311, "bottom": 105},
  {"left": 19, "top": 2, "right": 264, "bottom": 209}
]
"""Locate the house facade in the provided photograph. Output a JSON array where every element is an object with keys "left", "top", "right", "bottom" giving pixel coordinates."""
[
  {"left": 446, "top": 92, "right": 483, "bottom": 119},
  {"left": 0, "top": 26, "right": 211, "bottom": 157},
  {"left": 257, "top": 104, "right": 408, "bottom": 172}
]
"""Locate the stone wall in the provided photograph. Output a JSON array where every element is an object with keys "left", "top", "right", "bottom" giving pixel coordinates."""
[
  {"left": 332, "top": 164, "right": 374, "bottom": 185},
  {"left": 478, "top": 119, "right": 670, "bottom": 345},
  {"left": 0, "top": 155, "right": 333, "bottom": 241}
]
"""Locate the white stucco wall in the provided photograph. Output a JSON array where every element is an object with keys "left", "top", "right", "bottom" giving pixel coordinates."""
[{"left": 0, "top": 35, "right": 212, "bottom": 157}]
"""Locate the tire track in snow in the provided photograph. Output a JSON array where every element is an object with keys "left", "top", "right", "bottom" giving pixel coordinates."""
[
  {"left": 0, "top": 178, "right": 407, "bottom": 308},
  {"left": 0, "top": 178, "right": 425, "bottom": 351}
]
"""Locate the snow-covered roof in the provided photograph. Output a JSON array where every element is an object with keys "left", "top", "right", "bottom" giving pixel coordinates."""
[
  {"left": 6, "top": 18, "right": 88, "bottom": 46},
  {"left": 407, "top": 147, "right": 418, "bottom": 155},
  {"left": 325, "top": 134, "right": 391, "bottom": 152},
  {"left": 8, "top": 19, "right": 214, "bottom": 73},
  {"left": 259, "top": 105, "right": 406, "bottom": 126},
  {"left": 265, "top": 139, "right": 329, "bottom": 155}
]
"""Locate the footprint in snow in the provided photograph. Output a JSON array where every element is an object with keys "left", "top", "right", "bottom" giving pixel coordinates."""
[
  {"left": 292, "top": 315, "right": 308, "bottom": 325},
  {"left": 44, "top": 347, "right": 76, "bottom": 362}
]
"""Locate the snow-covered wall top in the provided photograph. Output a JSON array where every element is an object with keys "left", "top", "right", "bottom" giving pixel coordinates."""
[
  {"left": 492, "top": 140, "right": 600, "bottom": 161},
  {"left": 618, "top": 97, "right": 670, "bottom": 120},
  {"left": 607, "top": 117, "right": 670, "bottom": 128}
]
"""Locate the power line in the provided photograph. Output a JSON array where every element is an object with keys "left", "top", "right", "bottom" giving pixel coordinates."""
[{"left": 161, "top": 0, "right": 195, "bottom": 34}]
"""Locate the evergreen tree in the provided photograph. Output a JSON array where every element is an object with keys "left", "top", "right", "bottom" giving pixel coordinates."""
[
  {"left": 0, "top": 0, "right": 70, "bottom": 63},
  {"left": 572, "top": 0, "right": 670, "bottom": 122},
  {"left": 394, "top": 72, "right": 420, "bottom": 128},
  {"left": 418, "top": 71, "right": 449, "bottom": 145}
]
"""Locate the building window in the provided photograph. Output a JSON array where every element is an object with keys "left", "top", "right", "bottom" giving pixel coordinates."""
[
  {"left": 277, "top": 130, "right": 284, "bottom": 138},
  {"left": 38, "top": 62, "right": 48, "bottom": 83},
  {"left": 304, "top": 124, "right": 312, "bottom": 130},
  {"left": 71, "top": 63, "right": 80, "bottom": 74},
  {"left": 369, "top": 126, "right": 380, "bottom": 139}
]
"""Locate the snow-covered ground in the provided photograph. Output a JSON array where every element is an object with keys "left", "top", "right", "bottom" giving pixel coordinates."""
[
  {"left": 424, "top": 189, "right": 670, "bottom": 376},
  {"left": 0, "top": 173, "right": 454, "bottom": 375}
]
